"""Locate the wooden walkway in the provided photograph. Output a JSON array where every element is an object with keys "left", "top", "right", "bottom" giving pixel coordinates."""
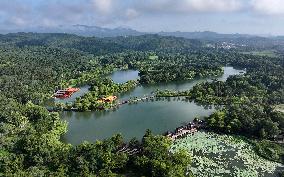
[
  {"left": 118, "top": 96, "right": 155, "bottom": 105},
  {"left": 168, "top": 128, "right": 197, "bottom": 140},
  {"left": 165, "top": 119, "right": 205, "bottom": 141}
]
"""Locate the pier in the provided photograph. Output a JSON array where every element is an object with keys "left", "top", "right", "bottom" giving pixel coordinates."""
[{"left": 165, "top": 119, "right": 205, "bottom": 141}]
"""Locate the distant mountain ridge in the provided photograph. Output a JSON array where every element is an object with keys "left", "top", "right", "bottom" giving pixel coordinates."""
[
  {"left": 65, "top": 25, "right": 143, "bottom": 37},
  {"left": 1, "top": 25, "right": 281, "bottom": 40},
  {"left": 0, "top": 25, "right": 143, "bottom": 38}
]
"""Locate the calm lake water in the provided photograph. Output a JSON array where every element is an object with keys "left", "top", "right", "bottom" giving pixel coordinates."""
[{"left": 61, "top": 67, "right": 245, "bottom": 145}]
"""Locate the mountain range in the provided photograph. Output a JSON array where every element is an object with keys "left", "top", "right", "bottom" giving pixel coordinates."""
[{"left": 0, "top": 25, "right": 280, "bottom": 40}]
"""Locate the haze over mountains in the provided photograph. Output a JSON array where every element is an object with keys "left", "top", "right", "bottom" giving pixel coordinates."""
[{"left": 0, "top": 25, "right": 270, "bottom": 40}]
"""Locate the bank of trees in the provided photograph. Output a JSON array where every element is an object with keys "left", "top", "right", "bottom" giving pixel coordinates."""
[
  {"left": 252, "top": 140, "right": 284, "bottom": 164},
  {"left": 137, "top": 52, "right": 226, "bottom": 84},
  {"left": 206, "top": 104, "right": 283, "bottom": 139},
  {"left": 0, "top": 96, "right": 69, "bottom": 176}
]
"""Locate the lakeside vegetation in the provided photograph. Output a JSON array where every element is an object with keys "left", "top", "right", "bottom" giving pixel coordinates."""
[
  {"left": 275, "top": 104, "right": 284, "bottom": 114},
  {"left": 70, "top": 79, "right": 137, "bottom": 111},
  {"left": 0, "top": 32, "right": 284, "bottom": 176},
  {"left": 138, "top": 53, "right": 224, "bottom": 84},
  {"left": 170, "top": 131, "right": 283, "bottom": 177},
  {"left": 252, "top": 140, "right": 284, "bottom": 164}
]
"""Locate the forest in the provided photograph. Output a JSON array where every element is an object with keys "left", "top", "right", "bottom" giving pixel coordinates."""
[{"left": 0, "top": 32, "right": 284, "bottom": 176}]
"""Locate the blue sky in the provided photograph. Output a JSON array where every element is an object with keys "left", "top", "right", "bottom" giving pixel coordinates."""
[{"left": 1, "top": 0, "right": 284, "bottom": 35}]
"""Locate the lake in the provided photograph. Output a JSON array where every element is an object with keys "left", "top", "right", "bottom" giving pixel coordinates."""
[{"left": 61, "top": 67, "right": 245, "bottom": 145}]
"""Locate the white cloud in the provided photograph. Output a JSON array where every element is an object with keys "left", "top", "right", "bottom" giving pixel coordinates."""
[
  {"left": 137, "top": 0, "right": 243, "bottom": 14},
  {"left": 10, "top": 17, "right": 27, "bottom": 26},
  {"left": 251, "top": 0, "right": 284, "bottom": 15},
  {"left": 92, "top": 0, "right": 113, "bottom": 14},
  {"left": 187, "top": 0, "right": 242, "bottom": 12},
  {"left": 41, "top": 18, "right": 58, "bottom": 27},
  {"left": 125, "top": 9, "right": 139, "bottom": 19}
]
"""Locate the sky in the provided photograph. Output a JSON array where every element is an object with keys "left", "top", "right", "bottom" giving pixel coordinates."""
[{"left": 1, "top": 0, "right": 284, "bottom": 35}]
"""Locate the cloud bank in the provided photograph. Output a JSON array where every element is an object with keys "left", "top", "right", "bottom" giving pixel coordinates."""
[
  {"left": 137, "top": 0, "right": 243, "bottom": 13},
  {"left": 0, "top": 0, "right": 283, "bottom": 32},
  {"left": 251, "top": 0, "right": 284, "bottom": 15}
]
